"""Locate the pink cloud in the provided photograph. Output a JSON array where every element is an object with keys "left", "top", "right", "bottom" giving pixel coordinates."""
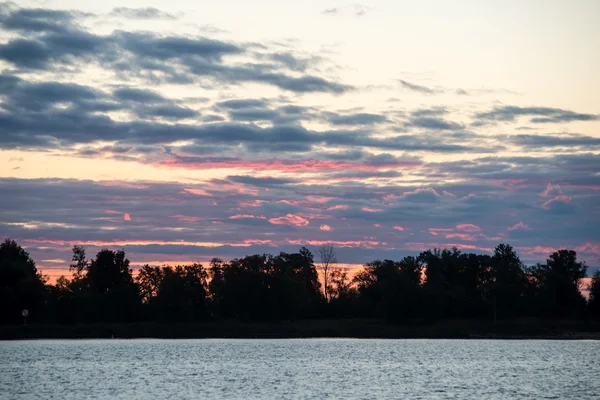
[
  {"left": 541, "top": 195, "right": 572, "bottom": 210},
  {"left": 393, "top": 226, "right": 404, "bottom": 231},
  {"left": 320, "top": 224, "right": 331, "bottom": 231},
  {"left": 286, "top": 239, "right": 381, "bottom": 248},
  {"left": 183, "top": 188, "right": 213, "bottom": 197},
  {"left": 123, "top": 213, "right": 131, "bottom": 221},
  {"left": 429, "top": 228, "right": 454, "bottom": 236},
  {"left": 162, "top": 157, "right": 418, "bottom": 174},
  {"left": 229, "top": 214, "right": 265, "bottom": 220},
  {"left": 170, "top": 215, "right": 205, "bottom": 222},
  {"left": 444, "top": 233, "right": 478, "bottom": 241},
  {"left": 456, "top": 223, "right": 481, "bottom": 232},
  {"left": 327, "top": 205, "right": 349, "bottom": 211},
  {"left": 362, "top": 206, "right": 384, "bottom": 213},
  {"left": 244, "top": 239, "right": 274, "bottom": 245},
  {"left": 539, "top": 183, "right": 563, "bottom": 198},
  {"left": 269, "top": 214, "right": 310, "bottom": 226},
  {"left": 508, "top": 221, "right": 531, "bottom": 231}
]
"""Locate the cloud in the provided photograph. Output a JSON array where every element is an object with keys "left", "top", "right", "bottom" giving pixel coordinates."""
[
  {"left": 110, "top": 7, "right": 176, "bottom": 20},
  {"left": 0, "top": 7, "right": 79, "bottom": 34},
  {"left": 508, "top": 221, "right": 531, "bottom": 231},
  {"left": 476, "top": 106, "right": 598, "bottom": 124},
  {"left": 456, "top": 224, "right": 481, "bottom": 232},
  {"left": 0, "top": 7, "right": 351, "bottom": 94},
  {"left": 408, "top": 117, "right": 463, "bottom": 131},
  {"left": 541, "top": 195, "right": 574, "bottom": 213},
  {"left": 322, "top": 4, "right": 371, "bottom": 17},
  {"left": 539, "top": 183, "right": 563, "bottom": 198},
  {"left": 398, "top": 80, "right": 438, "bottom": 94},
  {"left": 268, "top": 214, "right": 310, "bottom": 227},
  {"left": 507, "top": 133, "right": 600, "bottom": 149},
  {"left": 325, "top": 112, "right": 387, "bottom": 126}
]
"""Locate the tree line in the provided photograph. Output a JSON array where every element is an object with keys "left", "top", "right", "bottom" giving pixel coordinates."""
[{"left": 1, "top": 238, "right": 600, "bottom": 325}]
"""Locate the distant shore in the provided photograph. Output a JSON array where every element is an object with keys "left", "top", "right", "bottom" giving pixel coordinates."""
[{"left": 2, "top": 319, "right": 600, "bottom": 340}]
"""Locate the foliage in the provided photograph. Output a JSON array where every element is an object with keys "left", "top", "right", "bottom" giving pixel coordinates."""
[{"left": 1, "top": 239, "right": 598, "bottom": 325}]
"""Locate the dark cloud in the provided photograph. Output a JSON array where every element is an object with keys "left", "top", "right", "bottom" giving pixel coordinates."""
[
  {"left": 398, "top": 80, "right": 438, "bottom": 94},
  {"left": 0, "top": 7, "right": 351, "bottom": 94},
  {"left": 476, "top": 106, "right": 598, "bottom": 124},
  {"left": 411, "top": 107, "right": 448, "bottom": 118},
  {"left": 113, "top": 88, "right": 167, "bottom": 103},
  {"left": 0, "top": 7, "right": 78, "bottom": 34},
  {"left": 507, "top": 134, "right": 600, "bottom": 149},
  {"left": 110, "top": 7, "right": 176, "bottom": 20},
  {"left": 408, "top": 117, "right": 463, "bottom": 131},
  {"left": 216, "top": 99, "right": 270, "bottom": 110},
  {"left": 263, "top": 52, "right": 321, "bottom": 73},
  {"left": 325, "top": 112, "right": 388, "bottom": 126},
  {"left": 226, "top": 176, "right": 295, "bottom": 187}
]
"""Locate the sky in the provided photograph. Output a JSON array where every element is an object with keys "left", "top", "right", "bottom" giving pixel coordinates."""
[{"left": 1, "top": 0, "right": 599, "bottom": 280}]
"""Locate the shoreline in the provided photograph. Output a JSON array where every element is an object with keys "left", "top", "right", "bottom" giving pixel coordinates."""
[{"left": 2, "top": 319, "right": 600, "bottom": 340}]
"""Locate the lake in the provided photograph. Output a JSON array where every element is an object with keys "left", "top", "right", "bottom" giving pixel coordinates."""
[{"left": 1, "top": 339, "right": 598, "bottom": 399}]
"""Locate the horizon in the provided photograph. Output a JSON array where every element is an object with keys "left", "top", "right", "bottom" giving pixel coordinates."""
[{"left": 1, "top": 1, "right": 599, "bottom": 278}]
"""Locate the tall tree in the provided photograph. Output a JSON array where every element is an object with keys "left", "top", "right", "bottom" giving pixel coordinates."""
[
  {"left": 529, "top": 249, "right": 587, "bottom": 318},
  {"left": 0, "top": 239, "right": 47, "bottom": 324},
  {"left": 491, "top": 244, "right": 527, "bottom": 319},
  {"left": 317, "top": 244, "right": 337, "bottom": 302},
  {"left": 588, "top": 271, "right": 600, "bottom": 319}
]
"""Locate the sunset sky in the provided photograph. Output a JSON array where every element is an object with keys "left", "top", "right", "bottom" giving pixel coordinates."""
[{"left": 1, "top": 0, "right": 599, "bottom": 279}]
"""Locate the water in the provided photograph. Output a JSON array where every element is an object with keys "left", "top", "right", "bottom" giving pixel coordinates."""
[{"left": 1, "top": 339, "right": 599, "bottom": 399}]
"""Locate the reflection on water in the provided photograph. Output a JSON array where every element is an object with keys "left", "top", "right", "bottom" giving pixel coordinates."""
[{"left": 1, "top": 339, "right": 599, "bottom": 399}]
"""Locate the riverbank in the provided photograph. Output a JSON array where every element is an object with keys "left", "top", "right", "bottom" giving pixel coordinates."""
[{"left": 2, "top": 319, "right": 600, "bottom": 340}]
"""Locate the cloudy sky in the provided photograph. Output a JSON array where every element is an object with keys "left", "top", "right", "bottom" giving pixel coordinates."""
[{"left": 1, "top": 0, "right": 599, "bottom": 278}]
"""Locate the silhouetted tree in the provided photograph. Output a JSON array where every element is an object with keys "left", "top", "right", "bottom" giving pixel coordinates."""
[
  {"left": 589, "top": 271, "right": 600, "bottom": 319},
  {"left": 528, "top": 250, "right": 587, "bottom": 318},
  {"left": 2, "top": 239, "right": 592, "bottom": 326},
  {"left": 0, "top": 239, "right": 46, "bottom": 324},
  {"left": 353, "top": 258, "right": 423, "bottom": 321},
  {"left": 136, "top": 265, "right": 164, "bottom": 304},
  {"left": 155, "top": 264, "right": 209, "bottom": 322},
  {"left": 490, "top": 244, "right": 527, "bottom": 319},
  {"left": 317, "top": 244, "right": 337, "bottom": 302},
  {"left": 59, "top": 247, "right": 141, "bottom": 322}
]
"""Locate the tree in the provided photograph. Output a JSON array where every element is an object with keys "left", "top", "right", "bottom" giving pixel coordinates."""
[
  {"left": 0, "top": 239, "right": 47, "bottom": 324},
  {"left": 156, "top": 264, "right": 209, "bottom": 322},
  {"left": 528, "top": 249, "right": 587, "bottom": 318},
  {"left": 589, "top": 271, "right": 600, "bottom": 319},
  {"left": 69, "top": 245, "right": 87, "bottom": 279},
  {"left": 317, "top": 244, "right": 337, "bottom": 302},
  {"left": 136, "top": 265, "right": 164, "bottom": 304},
  {"left": 62, "top": 246, "right": 141, "bottom": 322},
  {"left": 490, "top": 244, "right": 527, "bottom": 319}
]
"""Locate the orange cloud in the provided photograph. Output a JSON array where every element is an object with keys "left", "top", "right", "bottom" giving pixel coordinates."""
[
  {"left": 268, "top": 214, "right": 309, "bottom": 226},
  {"left": 183, "top": 188, "right": 213, "bottom": 197}
]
